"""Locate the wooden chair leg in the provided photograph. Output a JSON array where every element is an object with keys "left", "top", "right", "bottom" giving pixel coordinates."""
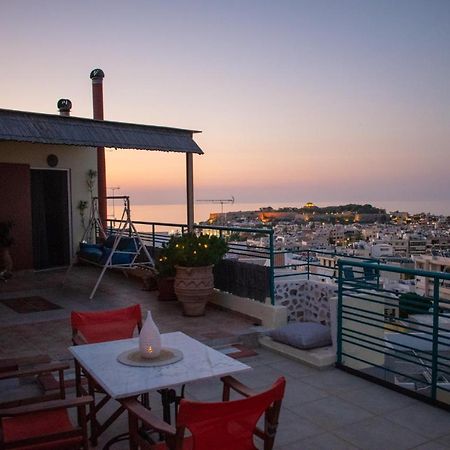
[
  {"left": 264, "top": 401, "right": 282, "bottom": 450},
  {"left": 78, "top": 402, "right": 90, "bottom": 449},
  {"left": 128, "top": 410, "right": 139, "bottom": 450},
  {"left": 87, "top": 375, "right": 98, "bottom": 446},
  {"left": 74, "top": 360, "right": 82, "bottom": 397}
]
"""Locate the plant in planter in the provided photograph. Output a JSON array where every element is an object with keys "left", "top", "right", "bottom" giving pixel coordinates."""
[
  {"left": 165, "top": 233, "right": 228, "bottom": 316},
  {"left": 0, "top": 221, "right": 14, "bottom": 280},
  {"left": 155, "top": 246, "right": 178, "bottom": 302}
]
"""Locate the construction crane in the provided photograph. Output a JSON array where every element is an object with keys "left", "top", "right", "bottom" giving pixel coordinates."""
[{"left": 197, "top": 197, "right": 235, "bottom": 224}]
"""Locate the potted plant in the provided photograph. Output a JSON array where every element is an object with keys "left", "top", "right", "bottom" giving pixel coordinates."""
[
  {"left": 155, "top": 246, "right": 178, "bottom": 301},
  {"left": 0, "top": 221, "right": 13, "bottom": 280},
  {"left": 165, "top": 233, "right": 228, "bottom": 316}
]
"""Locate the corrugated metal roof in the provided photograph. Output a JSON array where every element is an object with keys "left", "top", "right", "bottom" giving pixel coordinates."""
[{"left": 0, "top": 109, "right": 203, "bottom": 154}]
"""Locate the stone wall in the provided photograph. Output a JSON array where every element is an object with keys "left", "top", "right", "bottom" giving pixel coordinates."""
[{"left": 275, "top": 279, "right": 336, "bottom": 325}]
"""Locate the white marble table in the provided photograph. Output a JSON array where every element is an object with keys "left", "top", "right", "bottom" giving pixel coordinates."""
[{"left": 69, "top": 331, "right": 251, "bottom": 399}]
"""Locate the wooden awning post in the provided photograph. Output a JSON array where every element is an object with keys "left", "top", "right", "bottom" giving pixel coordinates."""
[{"left": 186, "top": 153, "right": 194, "bottom": 232}]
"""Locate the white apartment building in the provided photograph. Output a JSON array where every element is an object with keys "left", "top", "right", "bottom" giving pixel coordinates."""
[
  {"left": 329, "top": 225, "right": 346, "bottom": 244},
  {"left": 414, "top": 255, "right": 450, "bottom": 301},
  {"left": 408, "top": 235, "right": 428, "bottom": 255},
  {"left": 389, "top": 238, "right": 409, "bottom": 257},
  {"left": 371, "top": 242, "right": 394, "bottom": 258}
]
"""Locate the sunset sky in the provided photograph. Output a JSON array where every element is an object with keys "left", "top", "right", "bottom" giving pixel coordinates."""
[{"left": 1, "top": 0, "right": 449, "bottom": 208}]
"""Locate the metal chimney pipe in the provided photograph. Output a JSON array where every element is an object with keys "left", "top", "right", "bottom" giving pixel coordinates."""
[
  {"left": 57, "top": 98, "right": 72, "bottom": 116},
  {"left": 90, "top": 68, "right": 107, "bottom": 228}
]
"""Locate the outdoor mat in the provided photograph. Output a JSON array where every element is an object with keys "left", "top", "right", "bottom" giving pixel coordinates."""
[
  {"left": 217, "top": 344, "right": 258, "bottom": 359},
  {"left": 0, "top": 296, "right": 62, "bottom": 313}
]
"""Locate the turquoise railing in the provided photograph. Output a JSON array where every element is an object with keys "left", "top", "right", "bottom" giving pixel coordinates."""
[
  {"left": 336, "top": 258, "right": 450, "bottom": 408},
  {"left": 107, "top": 218, "right": 388, "bottom": 305},
  {"left": 109, "top": 217, "right": 450, "bottom": 408},
  {"left": 107, "top": 219, "right": 276, "bottom": 303}
]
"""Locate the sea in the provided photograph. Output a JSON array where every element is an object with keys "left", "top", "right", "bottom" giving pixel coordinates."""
[{"left": 120, "top": 200, "right": 450, "bottom": 226}]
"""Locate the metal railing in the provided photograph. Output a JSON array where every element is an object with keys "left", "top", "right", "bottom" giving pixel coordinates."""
[
  {"left": 107, "top": 218, "right": 388, "bottom": 305},
  {"left": 107, "top": 218, "right": 450, "bottom": 408},
  {"left": 107, "top": 219, "right": 276, "bottom": 303},
  {"left": 273, "top": 248, "right": 381, "bottom": 286},
  {"left": 336, "top": 259, "right": 450, "bottom": 408}
]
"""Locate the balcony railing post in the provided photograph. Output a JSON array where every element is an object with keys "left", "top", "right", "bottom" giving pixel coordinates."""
[
  {"left": 337, "top": 261, "right": 343, "bottom": 366},
  {"left": 431, "top": 276, "right": 440, "bottom": 401},
  {"left": 152, "top": 224, "right": 155, "bottom": 253},
  {"left": 307, "top": 249, "right": 310, "bottom": 280},
  {"left": 376, "top": 260, "right": 380, "bottom": 289},
  {"left": 269, "top": 230, "right": 275, "bottom": 306}
]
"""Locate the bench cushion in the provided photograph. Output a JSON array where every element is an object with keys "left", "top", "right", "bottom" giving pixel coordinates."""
[{"left": 270, "top": 322, "right": 332, "bottom": 350}]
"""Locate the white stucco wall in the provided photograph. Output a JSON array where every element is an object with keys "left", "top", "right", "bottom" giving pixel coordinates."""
[{"left": 0, "top": 141, "right": 97, "bottom": 255}]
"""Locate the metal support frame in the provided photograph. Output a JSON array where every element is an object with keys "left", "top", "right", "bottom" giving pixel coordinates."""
[
  {"left": 186, "top": 153, "right": 194, "bottom": 232},
  {"left": 431, "top": 277, "right": 440, "bottom": 400},
  {"left": 268, "top": 229, "right": 275, "bottom": 305},
  {"left": 66, "top": 196, "right": 155, "bottom": 299},
  {"left": 88, "top": 196, "right": 154, "bottom": 299}
]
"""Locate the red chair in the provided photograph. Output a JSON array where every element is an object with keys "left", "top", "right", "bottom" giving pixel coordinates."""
[
  {"left": 0, "top": 355, "right": 69, "bottom": 408},
  {"left": 71, "top": 304, "right": 142, "bottom": 445},
  {"left": 0, "top": 361, "right": 92, "bottom": 449},
  {"left": 71, "top": 304, "right": 142, "bottom": 345},
  {"left": 123, "top": 376, "right": 286, "bottom": 450}
]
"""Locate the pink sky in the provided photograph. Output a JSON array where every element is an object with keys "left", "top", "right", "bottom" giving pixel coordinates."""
[{"left": 1, "top": 1, "right": 449, "bottom": 210}]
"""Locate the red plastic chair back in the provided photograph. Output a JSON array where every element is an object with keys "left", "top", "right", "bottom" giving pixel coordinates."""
[
  {"left": 176, "top": 377, "right": 285, "bottom": 450},
  {"left": 71, "top": 304, "right": 142, "bottom": 344}
]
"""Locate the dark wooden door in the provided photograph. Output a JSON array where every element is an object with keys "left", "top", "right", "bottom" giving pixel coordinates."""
[{"left": 31, "top": 169, "right": 70, "bottom": 269}]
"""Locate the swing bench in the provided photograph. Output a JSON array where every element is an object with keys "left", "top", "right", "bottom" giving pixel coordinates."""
[{"left": 75, "top": 196, "right": 155, "bottom": 299}]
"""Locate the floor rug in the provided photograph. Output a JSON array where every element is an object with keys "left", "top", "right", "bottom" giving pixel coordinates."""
[
  {"left": 1, "top": 296, "right": 62, "bottom": 313},
  {"left": 217, "top": 344, "right": 258, "bottom": 359}
]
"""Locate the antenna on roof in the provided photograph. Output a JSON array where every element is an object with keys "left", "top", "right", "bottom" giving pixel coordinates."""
[{"left": 196, "top": 197, "right": 235, "bottom": 224}]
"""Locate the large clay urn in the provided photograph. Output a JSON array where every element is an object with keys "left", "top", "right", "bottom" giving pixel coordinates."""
[{"left": 174, "top": 265, "right": 214, "bottom": 316}]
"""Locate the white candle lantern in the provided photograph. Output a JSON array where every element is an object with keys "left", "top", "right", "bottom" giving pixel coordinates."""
[{"left": 139, "top": 310, "right": 162, "bottom": 359}]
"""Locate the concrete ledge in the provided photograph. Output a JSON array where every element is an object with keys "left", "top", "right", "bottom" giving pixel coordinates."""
[
  {"left": 210, "top": 291, "right": 287, "bottom": 328},
  {"left": 259, "top": 335, "right": 336, "bottom": 369}
]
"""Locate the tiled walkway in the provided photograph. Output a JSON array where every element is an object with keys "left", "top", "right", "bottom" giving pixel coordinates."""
[
  {"left": 1, "top": 267, "right": 450, "bottom": 449},
  {"left": 0, "top": 266, "right": 260, "bottom": 361}
]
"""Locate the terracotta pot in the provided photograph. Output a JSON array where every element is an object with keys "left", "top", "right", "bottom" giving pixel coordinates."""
[
  {"left": 157, "top": 277, "right": 177, "bottom": 301},
  {"left": 174, "top": 265, "right": 214, "bottom": 316}
]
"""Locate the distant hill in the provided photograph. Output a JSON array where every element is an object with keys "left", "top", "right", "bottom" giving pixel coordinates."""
[
  {"left": 205, "top": 203, "right": 389, "bottom": 225},
  {"left": 272, "top": 203, "right": 386, "bottom": 214}
]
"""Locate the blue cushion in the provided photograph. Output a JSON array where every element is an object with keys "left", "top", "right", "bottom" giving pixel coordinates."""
[
  {"left": 78, "top": 243, "right": 103, "bottom": 263},
  {"left": 104, "top": 235, "right": 117, "bottom": 248},
  {"left": 117, "top": 237, "right": 137, "bottom": 251},
  {"left": 100, "top": 247, "right": 135, "bottom": 265},
  {"left": 103, "top": 235, "right": 137, "bottom": 251}
]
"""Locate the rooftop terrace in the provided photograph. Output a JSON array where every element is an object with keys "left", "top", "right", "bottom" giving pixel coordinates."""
[{"left": 1, "top": 266, "right": 450, "bottom": 449}]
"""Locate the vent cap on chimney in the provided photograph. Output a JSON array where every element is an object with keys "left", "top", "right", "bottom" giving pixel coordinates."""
[
  {"left": 90, "top": 68, "right": 105, "bottom": 79},
  {"left": 57, "top": 99, "right": 72, "bottom": 114}
]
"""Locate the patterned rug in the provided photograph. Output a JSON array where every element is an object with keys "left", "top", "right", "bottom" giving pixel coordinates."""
[
  {"left": 1, "top": 296, "right": 62, "bottom": 313},
  {"left": 217, "top": 344, "right": 258, "bottom": 359}
]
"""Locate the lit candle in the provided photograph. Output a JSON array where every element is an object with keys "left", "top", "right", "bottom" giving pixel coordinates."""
[{"left": 139, "top": 311, "right": 162, "bottom": 359}]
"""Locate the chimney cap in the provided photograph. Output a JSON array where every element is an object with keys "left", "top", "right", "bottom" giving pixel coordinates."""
[
  {"left": 57, "top": 98, "right": 72, "bottom": 112},
  {"left": 90, "top": 68, "right": 105, "bottom": 80}
]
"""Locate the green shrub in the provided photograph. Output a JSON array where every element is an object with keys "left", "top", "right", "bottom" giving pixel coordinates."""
[
  {"left": 155, "top": 246, "right": 177, "bottom": 278},
  {"left": 399, "top": 292, "right": 432, "bottom": 318},
  {"left": 162, "top": 233, "right": 228, "bottom": 268}
]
